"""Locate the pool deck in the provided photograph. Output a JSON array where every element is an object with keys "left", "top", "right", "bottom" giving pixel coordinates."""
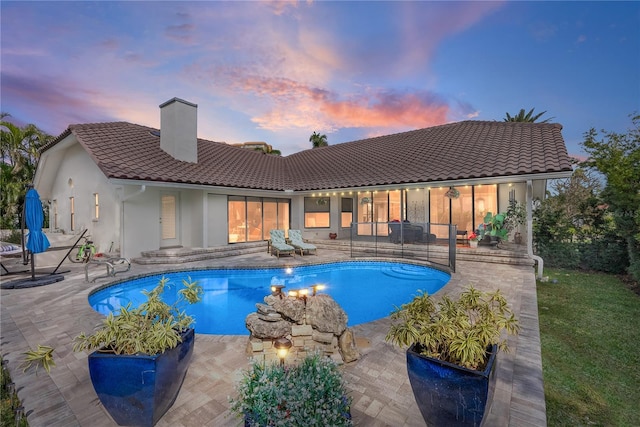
[{"left": 0, "top": 250, "right": 546, "bottom": 426}]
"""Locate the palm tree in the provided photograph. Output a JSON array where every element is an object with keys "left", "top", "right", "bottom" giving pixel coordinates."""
[
  {"left": 309, "top": 131, "right": 328, "bottom": 148},
  {"left": 1, "top": 114, "right": 50, "bottom": 228},
  {"left": 503, "top": 108, "right": 553, "bottom": 123}
]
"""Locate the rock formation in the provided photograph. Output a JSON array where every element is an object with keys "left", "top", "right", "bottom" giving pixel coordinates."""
[{"left": 245, "top": 291, "right": 360, "bottom": 364}]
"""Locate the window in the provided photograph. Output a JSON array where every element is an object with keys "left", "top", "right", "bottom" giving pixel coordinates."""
[
  {"left": 93, "top": 193, "right": 100, "bottom": 220},
  {"left": 357, "top": 192, "right": 373, "bottom": 235},
  {"left": 70, "top": 197, "right": 75, "bottom": 231},
  {"left": 373, "top": 191, "right": 390, "bottom": 236},
  {"left": 228, "top": 197, "right": 246, "bottom": 243},
  {"left": 474, "top": 185, "right": 498, "bottom": 229},
  {"left": 450, "top": 186, "right": 472, "bottom": 234},
  {"left": 340, "top": 198, "right": 353, "bottom": 228},
  {"left": 228, "top": 197, "right": 290, "bottom": 243},
  {"left": 355, "top": 191, "right": 402, "bottom": 236},
  {"left": 429, "top": 185, "right": 498, "bottom": 236},
  {"left": 304, "top": 197, "right": 330, "bottom": 228},
  {"left": 246, "top": 197, "right": 263, "bottom": 241}
]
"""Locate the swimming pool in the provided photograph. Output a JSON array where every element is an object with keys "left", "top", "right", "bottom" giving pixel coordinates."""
[{"left": 89, "top": 261, "right": 450, "bottom": 335}]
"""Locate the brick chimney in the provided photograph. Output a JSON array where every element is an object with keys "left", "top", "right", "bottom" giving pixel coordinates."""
[{"left": 159, "top": 97, "right": 198, "bottom": 163}]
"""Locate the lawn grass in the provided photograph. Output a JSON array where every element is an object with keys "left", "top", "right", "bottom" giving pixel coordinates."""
[{"left": 537, "top": 269, "right": 640, "bottom": 426}]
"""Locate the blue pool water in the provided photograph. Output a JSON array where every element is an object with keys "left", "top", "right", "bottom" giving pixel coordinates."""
[{"left": 88, "top": 261, "right": 450, "bottom": 335}]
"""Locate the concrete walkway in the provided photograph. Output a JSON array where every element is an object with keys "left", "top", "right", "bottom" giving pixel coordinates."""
[{"left": 0, "top": 250, "right": 546, "bottom": 426}]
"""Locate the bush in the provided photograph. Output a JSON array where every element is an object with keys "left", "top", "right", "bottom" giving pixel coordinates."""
[
  {"left": 537, "top": 242, "right": 581, "bottom": 269},
  {"left": 537, "top": 238, "right": 630, "bottom": 274},
  {"left": 3, "top": 229, "right": 22, "bottom": 244},
  {"left": 580, "top": 237, "right": 629, "bottom": 274},
  {"left": 1, "top": 355, "right": 28, "bottom": 427},
  {"left": 386, "top": 286, "right": 519, "bottom": 370},
  {"left": 230, "top": 352, "right": 352, "bottom": 426}
]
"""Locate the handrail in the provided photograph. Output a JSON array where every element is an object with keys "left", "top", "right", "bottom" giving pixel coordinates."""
[
  {"left": 52, "top": 229, "right": 88, "bottom": 275},
  {"left": 85, "top": 257, "right": 131, "bottom": 283}
]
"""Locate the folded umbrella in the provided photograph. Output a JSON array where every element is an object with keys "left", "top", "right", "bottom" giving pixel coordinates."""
[{"left": 24, "top": 188, "right": 50, "bottom": 279}]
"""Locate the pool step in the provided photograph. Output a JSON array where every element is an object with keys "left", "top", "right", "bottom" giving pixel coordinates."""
[
  {"left": 383, "top": 266, "right": 440, "bottom": 281},
  {"left": 133, "top": 242, "right": 266, "bottom": 264}
]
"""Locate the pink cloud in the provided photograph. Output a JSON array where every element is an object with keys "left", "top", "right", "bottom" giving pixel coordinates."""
[
  {"left": 237, "top": 74, "right": 455, "bottom": 131},
  {"left": 321, "top": 90, "right": 449, "bottom": 129}
]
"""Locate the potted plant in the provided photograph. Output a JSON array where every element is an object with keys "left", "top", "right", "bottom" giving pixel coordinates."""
[
  {"left": 385, "top": 286, "right": 519, "bottom": 427},
  {"left": 229, "top": 352, "right": 352, "bottom": 426},
  {"left": 468, "top": 231, "right": 479, "bottom": 248},
  {"left": 73, "top": 276, "right": 203, "bottom": 427},
  {"left": 504, "top": 200, "right": 526, "bottom": 242},
  {"left": 483, "top": 212, "right": 508, "bottom": 242}
]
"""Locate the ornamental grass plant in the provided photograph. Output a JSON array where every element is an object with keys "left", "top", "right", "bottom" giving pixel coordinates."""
[
  {"left": 386, "top": 286, "right": 519, "bottom": 370},
  {"left": 73, "top": 276, "right": 203, "bottom": 355},
  {"left": 230, "top": 352, "right": 352, "bottom": 427}
]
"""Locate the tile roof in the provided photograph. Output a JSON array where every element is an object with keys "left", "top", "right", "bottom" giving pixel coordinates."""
[{"left": 45, "top": 120, "right": 572, "bottom": 192}]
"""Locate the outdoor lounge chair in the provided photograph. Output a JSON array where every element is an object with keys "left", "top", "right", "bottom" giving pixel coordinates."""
[
  {"left": 269, "top": 230, "right": 295, "bottom": 258},
  {"left": 288, "top": 230, "right": 317, "bottom": 256},
  {"left": 0, "top": 242, "right": 25, "bottom": 274}
]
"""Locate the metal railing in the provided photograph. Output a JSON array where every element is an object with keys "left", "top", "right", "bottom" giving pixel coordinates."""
[{"left": 349, "top": 222, "right": 456, "bottom": 272}]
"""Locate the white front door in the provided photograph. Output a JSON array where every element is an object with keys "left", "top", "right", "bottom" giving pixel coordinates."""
[{"left": 160, "top": 192, "right": 180, "bottom": 248}]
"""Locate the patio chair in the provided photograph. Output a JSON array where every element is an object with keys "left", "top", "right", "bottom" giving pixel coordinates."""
[
  {"left": 269, "top": 230, "right": 295, "bottom": 258},
  {"left": 0, "top": 242, "right": 24, "bottom": 274},
  {"left": 288, "top": 230, "right": 317, "bottom": 256}
]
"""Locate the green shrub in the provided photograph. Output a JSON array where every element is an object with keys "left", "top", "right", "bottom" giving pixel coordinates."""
[
  {"left": 4, "top": 229, "right": 22, "bottom": 244},
  {"left": 580, "top": 237, "right": 628, "bottom": 274},
  {"left": 73, "top": 276, "right": 203, "bottom": 355},
  {"left": 537, "top": 242, "right": 581, "bottom": 269},
  {"left": 230, "top": 352, "right": 352, "bottom": 426},
  {"left": 1, "top": 356, "right": 28, "bottom": 427},
  {"left": 385, "top": 286, "right": 519, "bottom": 370}
]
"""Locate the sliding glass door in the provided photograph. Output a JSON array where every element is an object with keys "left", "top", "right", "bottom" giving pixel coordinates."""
[{"left": 228, "top": 196, "right": 290, "bottom": 243}]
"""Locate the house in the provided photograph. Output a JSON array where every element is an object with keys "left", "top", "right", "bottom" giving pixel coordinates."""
[{"left": 33, "top": 98, "right": 573, "bottom": 259}]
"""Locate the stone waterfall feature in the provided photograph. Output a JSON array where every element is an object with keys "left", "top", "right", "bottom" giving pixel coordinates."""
[{"left": 245, "top": 292, "right": 360, "bottom": 364}]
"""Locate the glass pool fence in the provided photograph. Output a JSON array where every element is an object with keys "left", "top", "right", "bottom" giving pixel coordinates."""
[{"left": 349, "top": 222, "right": 457, "bottom": 272}]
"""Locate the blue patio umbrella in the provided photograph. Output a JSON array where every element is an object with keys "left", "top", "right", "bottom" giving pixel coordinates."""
[{"left": 25, "top": 188, "right": 50, "bottom": 279}]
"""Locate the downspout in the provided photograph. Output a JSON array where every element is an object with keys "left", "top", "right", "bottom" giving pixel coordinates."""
[
  {"left": 526, "top": 180, "right": 544, "bottom": 279},
  {"left": 119, "top": 185, "right": 146, "bottom": 258}
]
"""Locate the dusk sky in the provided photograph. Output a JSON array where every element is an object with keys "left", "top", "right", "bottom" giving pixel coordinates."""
[{"left": 2, "top": 1, "right": 638, "bottom": 157}]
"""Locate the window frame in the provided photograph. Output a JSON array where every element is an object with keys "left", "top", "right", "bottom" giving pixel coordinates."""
[{"left": 304, "top": 197, "right": 331, "bottom": 228}]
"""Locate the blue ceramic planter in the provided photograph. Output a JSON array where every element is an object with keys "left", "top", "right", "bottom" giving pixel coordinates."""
[
  {"left": 88, "top": 328, "right": 195, "bottom": 427},
  {"left": 406, "top": 343, "right": 497, "bottom": 427}
]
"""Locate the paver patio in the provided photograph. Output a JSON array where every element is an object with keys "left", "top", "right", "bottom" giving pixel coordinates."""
[{"left": 0, "top": 249, "right": 546, "bottom": 426}]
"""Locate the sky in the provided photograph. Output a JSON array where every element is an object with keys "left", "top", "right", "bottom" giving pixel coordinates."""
[{"left": 1, "top": 1, "right": 639, "bottom": 158}]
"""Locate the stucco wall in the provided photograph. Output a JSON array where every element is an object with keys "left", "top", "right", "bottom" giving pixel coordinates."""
[
  {"left": 207, "top": 193, "right": 229, "bottom": 247},
  {"left": 43, "top": 143, "right": 120, "bottom": 254},
  {"left": 120, "top": 186, "right": 159, "bottom": 258}
]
